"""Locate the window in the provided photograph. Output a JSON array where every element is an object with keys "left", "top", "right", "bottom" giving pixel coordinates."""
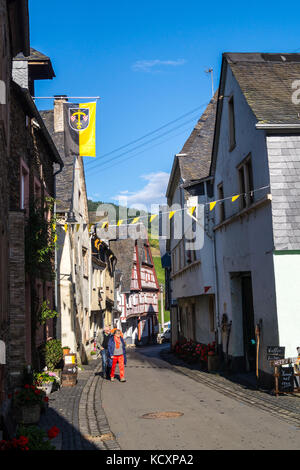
[
  {"left": 217, "top": 183, "right": 225, "bottom": 222},
  {"left": 82, "top": 248, "right": 89, "bottom": 278},
  {"left": 228, "top": 96, "right": 236, "bottom": 151},
  {"left": 237, "top": 154, "right": 254, "bottom": 209}
]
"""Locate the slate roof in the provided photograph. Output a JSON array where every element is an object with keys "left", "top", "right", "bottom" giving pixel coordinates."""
[
  {"left": 225, "top": 52, "right": 300, "bottom": 125},
  {"left": 177, "top": 94, "right": 217, "bottom": 182},
  {"left": 41, "top": 109, "right": 74, "bottom": 212}
]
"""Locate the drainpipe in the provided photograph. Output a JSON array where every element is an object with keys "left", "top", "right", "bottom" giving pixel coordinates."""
[{"left": 53, "top": 163, "right": 64, "bottom": 340}]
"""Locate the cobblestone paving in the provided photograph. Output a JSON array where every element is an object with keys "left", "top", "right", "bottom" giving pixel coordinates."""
[
  {"left": 39, "top": 359, "right": 120, "bottom": 450},
  {"left": 161, "top": 350, "right": 300, "bottom": 429}
]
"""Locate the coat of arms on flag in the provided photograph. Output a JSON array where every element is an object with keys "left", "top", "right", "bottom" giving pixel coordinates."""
[{"left": 69, "top": 108, "right": 90, "bottom": 131}]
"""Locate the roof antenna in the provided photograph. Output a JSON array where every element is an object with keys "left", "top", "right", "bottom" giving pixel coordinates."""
[{"left": 205, "top": 68, "right": 214, "bottom": 98}]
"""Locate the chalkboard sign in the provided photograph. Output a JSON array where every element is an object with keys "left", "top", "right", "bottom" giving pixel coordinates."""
[
  {"left": 279, "top": 366, "right": 294, "bottom": 393},
  {"left": 267, "top": 346, "right": 285, "bottom": 361}
]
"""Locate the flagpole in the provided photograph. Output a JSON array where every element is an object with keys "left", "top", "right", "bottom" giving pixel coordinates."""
[{"left": 33, "top": 96, "right": 101, "bottom": 100}]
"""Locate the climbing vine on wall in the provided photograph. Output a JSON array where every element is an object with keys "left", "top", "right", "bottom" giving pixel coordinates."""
[{"left": 25, "top": 196, "right": 57, "bottom": 277}]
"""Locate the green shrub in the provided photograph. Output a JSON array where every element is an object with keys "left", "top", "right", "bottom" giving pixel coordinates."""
[{"left": 42, "top": 339, "right": 63, "bottom": 371}]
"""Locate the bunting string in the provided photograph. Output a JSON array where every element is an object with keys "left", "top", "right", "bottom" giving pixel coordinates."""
[{"left": 54, "top": 184, "right": 270, "bottom": 232}]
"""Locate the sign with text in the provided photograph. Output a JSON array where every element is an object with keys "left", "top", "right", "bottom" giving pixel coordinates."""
[
  {"left": 267, "top": 346, "right": 285, "bottom": 361},
  {"left": 279, "top": 366, "right": 294, "bottom": 393}
]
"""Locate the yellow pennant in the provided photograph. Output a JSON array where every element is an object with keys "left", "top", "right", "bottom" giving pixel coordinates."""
[
  {"left": 53, "top": 234, "right": 57, "bottom": 243},
  {"left": 150, "top": 214, "right": 158, "bottom": 223},
  {"left": 88, "top": 224, "right": 93, "bottom": 232},
  {"left": 64, "top": 224, "right": 68, "bottom": 232},
  {"left": 76, "top": 224, "right": 80, "bottom": 232},
  {"left": 117, "top": 220, "right": 123, "bottom": 226},
  {"left": 188, "top": 206, "right": 196, "bottom": 216},
  {"left": 232, "top": 195, "right": 240, "bottom": 202},
  {"left": 210, "top": 201, "right": 217, "bottom": 211},
  {"left": 169, "top": 211, "right": 176, "bottom": 219},
  {"left": 102, "top": 221, "right": 108, "bottom": 229},
  {"left": 131, "top": 217, "right": 140, "bottom": 224}
]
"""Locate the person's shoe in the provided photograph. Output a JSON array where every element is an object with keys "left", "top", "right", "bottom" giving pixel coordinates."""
[
  {"left": 120, "top": 378, "right": 126, "bottom": 382},
  {"left": 110, "top": 377, "right": 115, "bottom": 382}
]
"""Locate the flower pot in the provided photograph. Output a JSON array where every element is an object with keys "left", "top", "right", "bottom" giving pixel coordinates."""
[
  {"left": 37, "top": 382, "right": 53, "bottom": 396},
  {"left": 63, "top": 348, "right": 70, "bottom": 356},
  {"left": 14, "top": 404, "right": 41, "bottom": 425}
]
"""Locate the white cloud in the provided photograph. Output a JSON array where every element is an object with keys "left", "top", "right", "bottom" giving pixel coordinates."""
[
  {"left": 132, "top": 59, "right": 186, "bottom": 73},
  {"left": 112, "top": 172, "right": 169, "bottom": 211}
]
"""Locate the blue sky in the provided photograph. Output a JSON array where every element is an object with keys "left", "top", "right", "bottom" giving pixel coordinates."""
[{"left": 29, "top": 0, "right": 300, "bottom": 210}]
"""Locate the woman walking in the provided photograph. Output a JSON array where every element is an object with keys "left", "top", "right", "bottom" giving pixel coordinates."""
[{"left": 108, "top": 329, "right": 127, "bottom": 382}]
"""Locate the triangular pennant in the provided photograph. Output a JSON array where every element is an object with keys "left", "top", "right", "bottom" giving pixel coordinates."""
[
  {"left": 131, "top": 217, "right": 140, "bottom": 224},
  {"left": 76, "top": 224, "right": 80, "bottom": 232},
  {"left": 169, "top": 211, "right": 176, "bottom": 219},
  {"left": 209, "top": 201, "right": 217, "bottom": 211},
  {"left": 88, "top": 224, "right": 93, "bottom": 232},
  {"left": 150, "top": 214, "right": 158, "bottom": 223},
  {"left": 188, "top": 206, "right": 196, "bottom": 216},
  {"left": 101, "top": 221, "right": 108, "bottom": 229},
  {"left": 64, "top": 224, "right": 68, "bottom": 232},
  {"left": 117, "top": 220, "right": 123, "bottom": 226},
  {"left": 231, "top": 195, "right": 240, "bottom": 202}
]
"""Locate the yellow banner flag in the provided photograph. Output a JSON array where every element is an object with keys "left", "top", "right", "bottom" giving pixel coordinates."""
[
  {"left": 102, "top": 221, "right": 109, "bottom": 229},
  {"left": 209, "top": 201, "right": 217, "bottom": 211},
  {"left": 131, "top": 217, "right": 140, "bottom": 224},
  {"left": 76, "top": 224, "right": 80, "bottom": 232},
  {"left": 232, "top": 195, "right": 240, "bottom": 202},
  {"left": 169, "top": 211, "right": 176, "bottom": 219},
  {"left": 64, "top": 224, "right": 68, "bottom": 232},
  {"left": 149, "top": 214, "right": 158, "bottom": 223},
  {"left": 88, "top": 224, "right": 93, "bottom": 232},
  {"left": 117, "top": 220, "right": 123, "bottom": 226},
  {"left": 79, "top": 102, "right": 96, "bottom": 157}
]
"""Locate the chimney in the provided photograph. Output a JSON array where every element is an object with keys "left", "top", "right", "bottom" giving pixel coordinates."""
[{"left": 54, "top": 94, "right": 68, "bottom": 133}]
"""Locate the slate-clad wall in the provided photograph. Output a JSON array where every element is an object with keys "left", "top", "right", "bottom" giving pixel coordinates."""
[{"left": 267, "top": 135, "right": 300, "bottom": 250}]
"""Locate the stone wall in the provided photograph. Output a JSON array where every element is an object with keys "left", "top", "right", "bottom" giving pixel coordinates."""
[{"left": 8, "top": 211, "right": 26, "bottom": 389}]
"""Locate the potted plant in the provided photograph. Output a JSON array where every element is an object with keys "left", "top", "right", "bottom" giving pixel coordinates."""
[
  {"left": 12, "top": 385, "right": 48, "bottom": 425},
  {"left": 62, "top": 346, "right": 71, "bottom": 355},
  {"left": 33, "top": 372, "right": 56, "bottom": 396}
]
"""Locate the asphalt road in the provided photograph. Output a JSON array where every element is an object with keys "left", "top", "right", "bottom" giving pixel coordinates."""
[{"left": 102, "top": 344, "right": 300, "bottom": 450}]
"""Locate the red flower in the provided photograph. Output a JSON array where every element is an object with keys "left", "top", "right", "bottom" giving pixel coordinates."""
[
  {"left": 44, "top": 397, "right": 49, "bottom": 402},
  {"left": 34, "top": 390, "right": 41, "bottom": 395},
  {"left": 18, "top": 436, "right": 29, "bottom": 446},
  {"left": 24, "top": 384, "right": 30, "bottom": 389},
  {"left": 47, "top": 426, "right": 60, "bottom": 439},
  {"left": 30, "top": 385, "right": 35, "bottom": 390}
]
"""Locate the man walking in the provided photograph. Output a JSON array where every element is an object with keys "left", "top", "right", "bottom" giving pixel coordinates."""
[
  {"left": 97, "top": 326, "right": 111, "bottom": 379},
  {"left": 108, "top": 329, "right": 127, "bottom": 382}
]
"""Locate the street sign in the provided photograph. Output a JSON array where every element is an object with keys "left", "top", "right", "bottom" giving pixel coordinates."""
[{"left": 267, "top": 346, "right": 285, "bottom": 361}]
